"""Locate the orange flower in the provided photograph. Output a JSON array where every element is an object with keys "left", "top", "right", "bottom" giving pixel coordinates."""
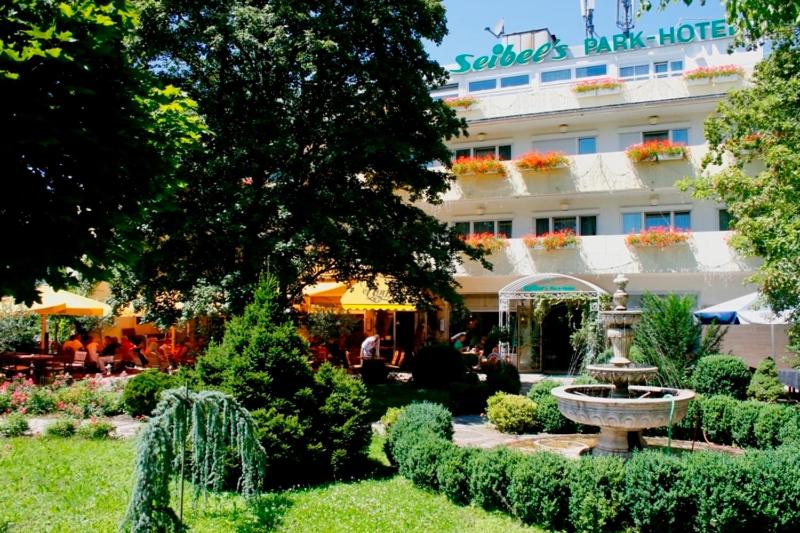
[
  {"left": 463, "top": 233, "right": 508, "bottom": 253},
  {"left": 515, "top": 151, "right": 569, "bottom": 171},
  {"left": 625, "top": 227, "right": 690, "bottom": 248},
  {"left": 626, "top": 140, "right": 686, "bottom": 163},
  {"left": 452, "top": 155, "right": 506, "bottom": 176}
]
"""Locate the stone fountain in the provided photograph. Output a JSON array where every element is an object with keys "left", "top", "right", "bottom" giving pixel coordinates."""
[{"left": 551, "top": 274, "right": 695, "bottom": 457}]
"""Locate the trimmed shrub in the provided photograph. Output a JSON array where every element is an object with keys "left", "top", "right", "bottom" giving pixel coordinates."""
[
  {"left": 485, "top": 361, "right": 521, "bottom": 394},
  {"left": 535, "top": 395, "right": 576, "bottom": 433},
  {"left": 121, "top": 370, "right": 179, "bottom": 417},
  {"left": 436, "top": 445, "right": 478, "bottom": 504},
  {"left": 77, "top": 419, "right": 115, "bottom": 439},
  {"left": 386, "top": 401, "right": 452, "bottom": 464},
  {"left": 730, "top": 400, "right": 761, "bottom": 447},
  {"left": 486, "top": 393, "right": 537, "bottom": 434},
  {"left": 748, "top": 357, "right": 785, "bottom": 402},
  {"left": 700, "top": 395, "right": 737, "bottom": 444},
  {"left": 625, "top": 451, "right": 694, "bottom": 532},
  {"left": 394, "top": 431, "right": 452, "bottom": 490},
  {"left": 685, "top": 451, "right": 757, "bottom": 531},
  {"left": 691, "top": 355, "right": 751, "bottom": 399},
  {"left": 0, "top": 413, "right": 29, "bottom": 437},
  {"left": 508, "top": 452, "right": 573, "bottom": 530},
  {"left": 412, "top": 344, "right": 467, "bottom": 388},
  {"left": 448, "top": 381, "right": 491, "bottom": 415},
  {"left": 569, "top": 456, "right": 626, "bottom": 533},
  {"left": 744, "top": 447, "right": 800, "bottom": 529},
  {"left": 45, "top": 418, "right": 77, "bottom": 438},
  {"left": 380, "top": 407, "right": 403, "bottom": 432},
  {"left": 527, "top": 379, "right": 561, "bottom": 400},
  {"left": 467, "top": 447, "right": 519, "bottom": 511},
  {"left": 753, "top": 403, "right": 794, "bottom": 449}
]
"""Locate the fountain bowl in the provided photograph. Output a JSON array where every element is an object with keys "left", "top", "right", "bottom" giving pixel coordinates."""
[
  {"left": 585, "top": 363, "right": 659, "bottom": 387},
  {"left": 552, "top": 384, "right": 695, "bottom": 457}
]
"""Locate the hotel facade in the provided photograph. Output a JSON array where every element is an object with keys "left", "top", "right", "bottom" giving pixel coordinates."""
[{"left": 422, "top": 19, "right": 786, "bottom": 372}]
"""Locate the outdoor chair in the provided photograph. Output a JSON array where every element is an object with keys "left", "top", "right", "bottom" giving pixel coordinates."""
[
  {"left": 386, "top": 350, "right": 405, "bottom": 371},
  {"left": 0, "top": 353, "right": 29, "bottom": 378},
  {"left": 47, "top": 347, "right": 73, "bottom": 374},
  {"left": 68, "top": 350, "right": 87, "bottom": 373}
]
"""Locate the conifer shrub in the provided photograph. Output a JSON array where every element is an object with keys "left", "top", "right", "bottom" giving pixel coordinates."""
[
  {"left": 747, "top": 357, "right": 785, "bottom": 402},
  {"left": 691, "top": 355, "right": 751, "bottom": 399},
  {"left": 122, "top": 370, "right": 179, "bottom": 417},
  {"left": 507, "top": 451, "right": 573, "bottom": 530}
]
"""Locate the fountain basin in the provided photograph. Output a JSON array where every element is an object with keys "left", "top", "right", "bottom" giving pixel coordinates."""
[
  {"left": 552, "top": 385, "right": 695, "bottom": 457},
  {"left": 585, "top": 363, "right": 659, "bottom": 387}
]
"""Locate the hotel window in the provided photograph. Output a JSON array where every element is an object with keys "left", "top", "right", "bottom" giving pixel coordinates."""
[
  {"left": 541, "top": 68, "right": 572, "bottom": 83},
  {"left": 642, "top": 130, "right": 669, "bottom": 143},
  {"left": 500, "top": 74, "right": 530, "bottom": 88},
  {"left": 623, "top": 210, "right": 691, "bottom": 233},
  {"left": 453, "top": 145, "right": 512, "bottom": 161},
  {"left": 577, "top": 136, "right": 597, "bottom": 154},
  {"left": 637, "top": 128, "right": 690, "bottom": 146},
  {"left": 468, "top": 78, "right": 497, "bottom": 92},
  {"left": 654, "top": 60, "right": 683, "bottom": 78},
  {"left": 575, "top": 64, "right": 607, "bottom": 78},
  {"left": 719, "top": 209, "right": 733, "bottom": 231},
  {"left": 534, "top": 215, "right": 597, "bottom": 236},
  {"left": 619, "top": 64, "right": 650, "bottom": 80},
  {"left": 453, "top": 220, "right": 513, "bottom": 237}
]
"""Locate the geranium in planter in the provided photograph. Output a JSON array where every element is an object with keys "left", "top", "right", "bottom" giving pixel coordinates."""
[
  {"left": 625, "top": 227, "right": 690, "bottom": 249},
  {"left": 626, "top": 140, "right": 687, "bottom": 163},
  {"left": 443, "top": 96, "right": 478, "bottom": 109},
  {"left": 684, "top": 65, "right": 744, "bottom": 84},
  {"left": 573, "top": 78, "right": 624, "bottom": 96},
  {"left": 523, "top": 229, "right": 580, "bottom": 251},
  {"left": 515, "top": 151, "right": 569, "bottom": 172},
  {"left": 463, "top": 232, "right": 508, "bottom": 254},
  {"left": 452, "top": 155, "right": 506, "bottom": 176}
]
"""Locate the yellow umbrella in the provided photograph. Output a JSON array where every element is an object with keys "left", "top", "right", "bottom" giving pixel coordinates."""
[{"left": 28, "top": 287, "right": 112, "bottom": 351}]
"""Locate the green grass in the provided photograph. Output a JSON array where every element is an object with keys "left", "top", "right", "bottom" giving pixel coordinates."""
[
  {"left": 365, "top": 382, "right": 450, "bottom": 421},
  {"left": 0, "top": 436, "right": 541, "bottom": 532}
]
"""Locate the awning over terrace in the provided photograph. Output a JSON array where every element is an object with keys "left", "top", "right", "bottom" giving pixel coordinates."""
[{"left": 303, "top": 277, "right": 415, "bottom": 312}]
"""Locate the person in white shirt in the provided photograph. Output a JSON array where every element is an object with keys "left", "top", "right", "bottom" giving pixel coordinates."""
[{"left": 360, "top": 334, "right": 381, "bottom": 361}]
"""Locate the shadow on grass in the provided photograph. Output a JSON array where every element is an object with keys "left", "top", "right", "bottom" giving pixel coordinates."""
[{"left": 366, "top": 382, "right": 450, "bottom": 422}]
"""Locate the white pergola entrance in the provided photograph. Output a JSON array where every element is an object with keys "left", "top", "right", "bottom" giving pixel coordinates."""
[{"left": 498, "top": 274, "right": 608, "bottom": 371}]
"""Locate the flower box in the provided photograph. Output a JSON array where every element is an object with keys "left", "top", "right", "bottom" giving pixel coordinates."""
[
  {"left": 452, "top": 155, "right": 506, "bottom": 177},
  {"left": 712, "top": 74, "right": 741, "bottom": 84},
  {"left": 626, "top": 140, "right": 687, "bottom": 163},
  {"left": 574, "top": 78, "right": 624, "bottom": 97},
  {"left": 523, "top": 230, "right": 581, "bottom": 251},
  {"left": 463, "top": 233, "right": 508, "bottom": 254},
  {"left": 686, "top": 77, "right": 710, "bottom": 86},
  {"left": 625, "top": 227, "right": 690, "bottom": 249},
  {"left": 443, "top": 96, "right": 478, "bottom": 110},
  {"left": 684, "top": 65, "right": 744, "bottom": 84},
  {"left": 515, "top": 151, "right": 569, "bottom": 172}
]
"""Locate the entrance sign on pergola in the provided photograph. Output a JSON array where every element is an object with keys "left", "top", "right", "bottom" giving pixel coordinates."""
[{"left": 497, "top": 274, "right": 608, "bottom": 360}]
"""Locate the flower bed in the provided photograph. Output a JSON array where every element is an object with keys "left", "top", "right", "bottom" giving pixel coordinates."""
[
  {"left": 684, "top": 64, "right": 744, "bottom": 81},
  {"left": 443, "top": 96, "right": 478, "bottom": 109},
  {"left": 514, "top": 151, "right": 568, "bottom": 172},
  {"left": 0, "top": 374, "right": 124, "bottom": 418},
  {"left": 573, "top": 77, "right": 624, "bottom": 94},
  {"left": 463, "top": 232, "right": 508, "bottom": 254},
  {"left": 625, "top": 227, "right": 690, "bottom": 248},
  {"left": 452, "top": 155, "right": 506, "bottom": 176},
  {"left": 625, "top": 140, "right": 687, "bottom": 162},
  {"left": 523, "top": 229, "right": 580, "bottom": 251}
]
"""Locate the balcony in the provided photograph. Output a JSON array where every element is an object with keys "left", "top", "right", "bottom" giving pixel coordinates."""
[{"left": 454, "top": 232, "right": 759, "bottom": 277}]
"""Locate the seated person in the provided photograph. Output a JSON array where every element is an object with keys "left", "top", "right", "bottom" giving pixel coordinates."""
[
  {"left": 450, "top": 332, "right": 467, "bottom": 352},
  {"left": 101, "top": 336, "right": 120, "bottom": 356},
  {"left": 84, "top": 335, "right": 103, "bottom": 371},
  {"left": 62, "top": 334, "right": 84, "bottom": 354}
]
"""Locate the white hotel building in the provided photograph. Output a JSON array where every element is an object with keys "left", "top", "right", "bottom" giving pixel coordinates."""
[{"left": 422, "top": 20, "right": 786, "bottom": 372}]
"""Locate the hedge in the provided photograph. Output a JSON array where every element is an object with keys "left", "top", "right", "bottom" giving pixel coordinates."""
[
  {"left": 691, "top": 355, "right": 751, "bottom": 399},
  {"left": 386, "top": 403, "right": 800, "bottom": 532}
]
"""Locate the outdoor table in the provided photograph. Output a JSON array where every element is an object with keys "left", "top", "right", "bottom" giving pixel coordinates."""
[{"left": 12, "top": 354, "right": 54, "bottom": 382}]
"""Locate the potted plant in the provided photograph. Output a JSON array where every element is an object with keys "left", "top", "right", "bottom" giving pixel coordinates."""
[
  {"left": 626, "top": 140, "right": 687, "bottom": 163},
  {"left": 452, "top": 155, "right": 506, "bottom": 177},
  {"left": 515, "top": 151, "right": 569, "bottom": 172},
  {"left": 523, "top": 229, "right": 581, "bottom": 251},
  {"left": 684, "top": 65, "right": 744, "bottom": 86},
  {"left": 443, "top": 96, "right": 478, "bottom": 110},
  {"left": 463, "top": 232, "right": 508, "bottom": 254},
  {"left": 625, "top": 227, "right": 690, "bottom": 249},
  {"left": 573, "top": 78, "right": 624, "bottom": 97}
]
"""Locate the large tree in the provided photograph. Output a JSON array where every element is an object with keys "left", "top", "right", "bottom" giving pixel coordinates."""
[
  {"left": 0, "top": 0, "right": 204, "bottom": 304},
  {"left": 118, "top": 0, "right": 479, "bottom": 323}
]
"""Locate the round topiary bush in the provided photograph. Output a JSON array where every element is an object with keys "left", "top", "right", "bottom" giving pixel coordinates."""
[
  {"left": 486, "top": 392, "right": 537, "bottom": 434},
  {"left": 700, "top": 394, "right": 738, "bottom": 444},
  {"left": 386, "top": 401, "right": 453, "bottom": 464},
  {"left": 748, "top": 357, "right": 785, "bottom": 402},
  {"left": 691, "top": 355, "right": 751, "bottom": 399},
  {"left": 121, "top": 369, "right": 179, "bottom": 417},
  {"left": 412, "top": 344, "right": 467, "bottom": 388},
  {"left": 527, "top": 379, "right": 561, "bottom": 401}
]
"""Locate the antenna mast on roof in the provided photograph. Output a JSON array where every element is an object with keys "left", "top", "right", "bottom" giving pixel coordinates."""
[
  {"left": 617, "top": 0, "right": 637, "bottom": 38},
  {"left": 580, "top": 0, "right": 596, "bottom": 39}
]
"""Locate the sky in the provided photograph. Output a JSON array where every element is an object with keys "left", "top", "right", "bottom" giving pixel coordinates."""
[{"left": 425, "top": 0, "right": 726, "bottom": 66}]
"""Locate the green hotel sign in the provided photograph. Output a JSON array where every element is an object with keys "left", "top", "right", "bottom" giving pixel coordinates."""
[{"left": 450, "top": 18, "right": 736, "bottom": 74}]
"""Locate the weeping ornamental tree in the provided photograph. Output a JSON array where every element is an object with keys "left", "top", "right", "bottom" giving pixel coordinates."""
[{"left": 121, "top": 389, "right": 266, "bottom": 532}]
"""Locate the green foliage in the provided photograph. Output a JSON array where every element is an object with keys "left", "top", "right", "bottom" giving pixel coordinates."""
[
  {"left": 700, "top": 395, "right": 738, "bottom": 443},
  {"left": 625, "top": 451, "right": 693, "bottom": 532},
  {"left": 507, "top": 452, "right": 573, "bottom": 530},
  {"left": 568, "top": 456, "right": 626, "bottom": 533},
  {"left": 0, "top": 413, "right": 29, "bottom": 437},
  {"left": 448, "top": 381, "right": 492, "bottom": 415},
  {"left": 380, "top": 407, "right": 404, "bottom": 432},
  {"left": 486, "top": 393, "right": 537, "bottom": 434},
  {"left": 485, "top": 361, "right": 522, "bottom": 394},
  {"left": 121, "top": 370, "right": 179, "bottom": 417},
  {"left": 748, "top": 357, "right": 785, "bottom": 402},
  {"left": 77, "top": 419, "right": 115, "bottom": 440},
  {"left": 0, "top": 310, "right": 38, "bottom": 352},
  {"left": 121, "top": 389, "right": 265, "bottom": 532},
  {"left": 633, "top": 294, "right": 725, "bottom": 387},
  {"left": 534, "top": 395, "right": 576, "bottom": 433},
  {"left": 527, "top": 379, "right": 561, "bottom": 400},
  {"left": 467, "top": 448, "right": 519, "bottom": 511},
  {"left": 691, "top": 355, "right": 751, "bottom": 399},
  {"left": 412, "top": 344, "right": 467, "bottom": 388},
  {"left": 435, "top": 445, "right": 476, "bottom": 505},
  {"left": 0, "top": 0, "right": 204, "bottom": 303},
  {"left": 45, "top": 418, "right": 77, "bottom": 438},
  {"left": 394, "top": 432, "right": 453, "bottom": 490},
  {"left": 306, "top": 309, "right": 357, "bottom": 341},
  {"left": 683, "top": 452, "right": 756, "bottom": 531},
  {"left": 386, "top": 401, "right": 453, "bottom": 464}
]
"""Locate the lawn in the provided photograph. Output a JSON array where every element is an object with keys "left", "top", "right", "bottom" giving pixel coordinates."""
[
  {"left": 365, "top": 382, "right": 450, "bottom": 421},
  {"left": 0, "top": 435, "right": 541, "bottom": 532}
]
